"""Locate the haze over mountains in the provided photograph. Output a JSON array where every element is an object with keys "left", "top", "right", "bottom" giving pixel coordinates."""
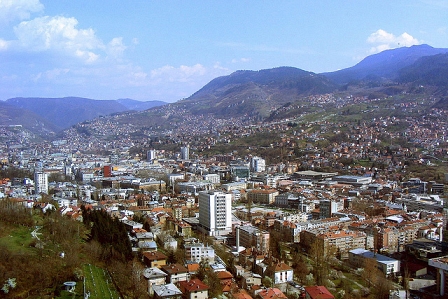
[
  {"left": 3, "top": 97, "right": 167, "bottom": 132},
  {"left": 3, "top": 44, "right": 448, "bottom": 137}
]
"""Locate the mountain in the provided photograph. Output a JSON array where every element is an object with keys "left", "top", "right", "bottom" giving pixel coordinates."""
[
  {"left": 323, "top": 44, "right": 448, "bottom": 85},
  {"left": 3, "top": 45, "right": 448, "bottom": 139},
  {"left": 180, "top": 67, "right": 338, "bottom": 118},
  {"left": 6, "top": 97, "right": 141, "bottom": 131},
  {"left": 398, "top": 53, "right": 448, "bottom": 90},
  {"left": 116, "top": 98, "right": 167, "bottom": 111},
  {"left": 0, "top": 101, "right": 59, "bottom": 138}
]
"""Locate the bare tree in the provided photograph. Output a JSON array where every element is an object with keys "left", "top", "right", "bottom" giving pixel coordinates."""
[{"left": 361, "top": 257, "right": 378, "bottom": 288}]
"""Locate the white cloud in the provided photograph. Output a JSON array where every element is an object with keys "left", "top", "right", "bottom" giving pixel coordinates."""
[
  {"left": 0, "top": 38, "right": 10, "bottom": 50},
  {"left": 231, "top": 57, "right": 251, "bottom": 63},
  {"left": 437, "top": 26, "right": 447, "bottom": 35},
  {"left": 0, "top": 1, "right": 230, "bottom": 102},
  {"left": 367, "top": 29, "right": 420, "bottom": 54},
  {"left": 107, "top": 37, "right": 127, "bottom": 59},
  {"left": 0, "top": 0, "right": 43, "bottom": 24},
  {"left": 150, "top": 64, "right": 207, "bottom": 83},
  {"left": 13, "top": 16, "right": 103, "bottom": 62}
]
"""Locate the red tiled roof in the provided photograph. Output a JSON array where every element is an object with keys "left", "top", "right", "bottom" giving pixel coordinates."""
[
  {"left": 305, "top": 286, "right": 334, "bottom": 299},
  {"left": 217, "top": 271, "right": 233, "bottom": 279},
  {"left": 179, "top": 278, "right": 209, "bottom": 292},
  {"left": 187, "top": 263, "right": 200, "bottom": 272},
  {"left": 257, "top": 288, "right": 287, "bottom": 299},
  {"left": 143, "top": 250, "right": 167, "bottom": 261},
  {"left": 161, "top": 263, "right": 188, "bottom": 274}
]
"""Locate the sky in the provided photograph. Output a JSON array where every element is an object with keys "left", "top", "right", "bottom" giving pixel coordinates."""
[{"left": 0, "top": 1, "right": 447, "bottom": 103}]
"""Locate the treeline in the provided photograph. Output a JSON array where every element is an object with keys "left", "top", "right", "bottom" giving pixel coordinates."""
[
  {"left": 0, "top": 201, "right": 86, "bottom": 298},
  {"left": 0, "top": 166, "right": 33, "bottom": 180},
  {"left": 0, "top": 199, "right": 34, "bottom": 227},
  {"left": 82, "top": 207, "right": 133, "bottom": 262}
]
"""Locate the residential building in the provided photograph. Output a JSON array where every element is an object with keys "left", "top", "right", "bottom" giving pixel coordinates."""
[
  {"left": 265, "top": 262, "right": 293, "bottom": 284},
  {"left": 153, "top": 283, "right": 183, "bottom": 299},
  {"left": 198, "top": 190, "right": 232, "bottom": 236},
  {"left": 304, "top": 286, "right": 334, "bottom": 299},
  {"left": 301, "top": 229, "right": 368, "bottom": 259},
  {"left": 236, "top": 225, "right": 270, "bottom": 254},
  {"left": 161, "top": 263, "right": 189, "bottom": 284},
  {"left": 247, "top": 189, "right": 279, "bottom": 205},
  {"left": 179, "top": 279, "right": 209, "bottom": 299},
  {"left": 184, "top": 243, "right": 215, "bottom": 263},
  {"left": 256, "top": 288, "right": 287, "bottom": 299},
  {"left": 143, "top": 267, "right": 167, "bottom": 296},
  {"left": 34, "top": 171, "right": 48, "bottom": 194},
  {"left": 143, "top": 251, "right": 167, "bottom": 268}
]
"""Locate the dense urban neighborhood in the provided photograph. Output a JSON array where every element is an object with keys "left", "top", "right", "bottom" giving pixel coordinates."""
[{"left": 0, "top": 88, "right": 448, "bottom": 299}]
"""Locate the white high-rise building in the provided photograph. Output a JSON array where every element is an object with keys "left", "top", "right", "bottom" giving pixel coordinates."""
[
  {"left": 147, "top": 149, "right": 156, "bottom": 162},
  {"left": 181, "top": 145, "right": 190, "bottom": 160},
  {"left": 34, "top": 171, "right": 49, "bottom": 194},
  {"left": 198, "top": 190, "right": 232, "bottom": 236},
  {"left": 251, "top": 156, "right": 266, "bottom": 173}
]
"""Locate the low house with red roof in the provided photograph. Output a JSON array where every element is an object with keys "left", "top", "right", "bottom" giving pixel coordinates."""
[
  {"left": 266, "top": 262, "right": 293, "bottom": 284},
  {"left": 304, "top": 286, "right": 334, "bottom": 299},
  {"left": 216, "top": 270, "right": 234, "bottom": 293},
  {"left": 161, "top": 263, "right": 190, "bottom": 284},
  {"left": 231, "top": 289, "right": 253, "bottom": 299},
  {"left": 256, "top": 287, "right": 287, "bottom": 299},
  {"left": 143, "top": 251, "right": 167, "bottom": 268},
  {"left": 178, "top": 278, "right": 209, "bottom": 299}
]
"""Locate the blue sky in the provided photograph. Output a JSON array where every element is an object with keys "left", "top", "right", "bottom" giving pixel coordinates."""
[{"left": 1, "top": 1, "right": 447, "bottom": 102}]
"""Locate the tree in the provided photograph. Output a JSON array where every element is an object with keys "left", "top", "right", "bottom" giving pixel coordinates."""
[
  {"left": 262, "top": 276, "right": 273, "bottom": 288},
  {"left": 361, "top": 257, "right": 378, "bottom": 288},
  {"left": 373, "top": 276, "right": 393, "bottom": 299},
  {"left": 203, "top": 268, "right": 222, "bottom": 298},
  {"left": 293, "top": 257, "right": 309, "bottom": 284},
  {"left": 309, "top": 239, "right": 332, "bottom": 285},
  {"left": 403, "top": 265, "right": 411, "bottom": 299}
]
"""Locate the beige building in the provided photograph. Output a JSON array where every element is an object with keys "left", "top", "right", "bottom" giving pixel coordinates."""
[
  {"left": 301, "top": 229, "right": 368, "bottom": 259},
  {"left": 247, "top": 189, "right": 279, "bottom": 204},
  {"left": 179, "top": 279, "right": 209, "bottom": 299},
  {"left": 236, "top": 225, "right": 270, "bottom": 254}
]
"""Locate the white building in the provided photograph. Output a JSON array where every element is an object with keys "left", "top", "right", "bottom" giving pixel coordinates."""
[
  {"left": 349, "top": 248, "right": 400, "bottom": 276},
  {"left": 198, "top": 190, "right": 232, "bottom": 236},
  {"left": 429, "top": 255, "right": 448, "bottom": 296},
  {"left": 34, "top": 171, "right": 49, "bottom": 194},
  {"left": 181, "top": 145, "right": 190, "bottom": 160},
  {"left": 251, "top": 156, "right": 266, "bottom": 173},
  {"left": 203, "top": 173, "right": 220, "bottom": 185},
  {"left": 147, "top": 149, "right": 157, "bottom": 162},
  {"left": 184, "top": 243, "right": 215, "bottom": 263}
]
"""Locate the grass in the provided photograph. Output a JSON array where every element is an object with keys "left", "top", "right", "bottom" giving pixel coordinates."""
[
  {"left": 0, "top": 225, "right": 35, "bottom": 254},
  {"left": 83, "top": 264, "right": 121, "bottom": 299}
]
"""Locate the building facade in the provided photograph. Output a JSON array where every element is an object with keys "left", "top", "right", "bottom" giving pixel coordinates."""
[
  {"left": 198, "top": 190, "right": 232, "bottom": 236},
  {"left": 34, "top": 171, "right": 49, "bottom": 194},
  {"left": 236, "top": 225, "right": 270, "bottom": 254}
]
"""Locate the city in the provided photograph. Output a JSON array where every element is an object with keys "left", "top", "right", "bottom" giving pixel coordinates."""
[
  {"left": 1, "top": 2, "right": 448, "bottom": 298},
  {"left": 0, "top": 91, "right": 447, "bottom": 299}
]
